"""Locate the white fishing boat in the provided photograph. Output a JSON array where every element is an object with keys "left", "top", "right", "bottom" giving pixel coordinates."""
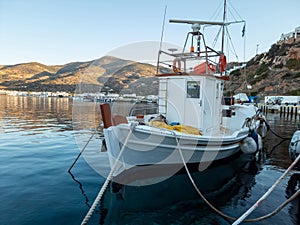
[{"left": 100, "top": 3, "right": 266, "bottom": 185}]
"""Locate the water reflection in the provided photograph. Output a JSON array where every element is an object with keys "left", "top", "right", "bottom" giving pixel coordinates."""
[
  {"left": 0, "top": 95, "right": 74, "bottom": 132},
  {"left": 285, "top": 173, "right": 300, "bottom": 225},
  {"left": 68, "top": 170, "right": 92, "bottom": 208},
  {"left": 100, "top": 154, "right": 261, "bottom": 225},
  {"left": 72, "top": 100, "right": 101, "bottom": 131},
  {"left": 264, "top": 113, "right": 299, "bottom": 169},
  {"left": 0, "top": 95, "right": 103, "bottom": 133},
  {"left": 2, "top": 94, "right": 299, "bottom": 224}
]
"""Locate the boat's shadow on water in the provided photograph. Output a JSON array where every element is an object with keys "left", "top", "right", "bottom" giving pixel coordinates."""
[
  {"left": 98, "top": 153, "right": 261, "bottom": 225},
  {"left": 69, "top": 138, "right": 300, "bottom": 225},
  {"left": 286, "top": 173, "right": 300, "bottom": 225},
  {"left": 68, "top": 153, "right": 260, "bottom": 224}
]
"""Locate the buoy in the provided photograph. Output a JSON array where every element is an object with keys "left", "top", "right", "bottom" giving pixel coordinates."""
[
  {"left": 257, "top": 119, "right": 268, "bottom": 138},
  {"left": 289, "top": 130, "right": 300, "bottom": 161},
  {"left": 173, "top": 58, "right": 181, "bottom": 73},
  {"left": 257, "top": 134, "right": 263, "bottom": 151},
  {"left": 208, "top": 63, "right": 216, "bottom": 72},
  {"left": 251, "top": 130, "right": 262, "bottom": 151},
  {"left": 240, "top": 137, "right": 257, "bottom": 154},
  {"left": 219, "top": 53, "right": 227, "bottom": 73}
]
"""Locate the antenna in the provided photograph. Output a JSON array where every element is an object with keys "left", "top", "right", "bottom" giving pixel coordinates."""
[
  {"left": 221, "top": 0, "right": 227, "bottom": 53},
  {"left": 157, "top": 5, "right": 167, "bottom": 74},
  {"left": 159, "top": 5, "right": 167, "bottom": 51},
  {"left": 169, "top": 19, "right": 224, "bottom": 26},
  {"left": 168, "top": 48, "right": 178, "bottom": 54}
]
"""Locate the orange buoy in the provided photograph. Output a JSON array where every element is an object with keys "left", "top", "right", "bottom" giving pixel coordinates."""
[
  {"left": 219, "top": 53, "right": 227, "bottom": 73},
  {"left": 173, "top": 58, "right": 181, "bottom": 73},
  {"left": 208, "top": 63, "right": 216, "bottom": 72}
]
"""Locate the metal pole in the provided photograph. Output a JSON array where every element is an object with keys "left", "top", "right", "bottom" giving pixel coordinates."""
[{"left": 221, "top": 0, "right": 227, "bottom": 53}]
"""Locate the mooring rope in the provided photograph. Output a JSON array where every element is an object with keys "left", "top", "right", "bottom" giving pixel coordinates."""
[
  {"left": 172, "top": 131, "right": 300, "bottom": 224},
  {"left": 68, "top": 125, "right": 101, "bottom": 172},
  {"left": 268, "top": 125, "right": 291, "bottom": 140},
  {"left": 258, "top": 116, "right": 291, "bottom": 140},
  {"left": 172, "top": 131, "right": 238, "bottom": 220},
  {"left": 81, "top": 124, "right": 136, "bottom": 225},
  {"left": 232, "top": 153, "right": 300, "bottom": 225}
]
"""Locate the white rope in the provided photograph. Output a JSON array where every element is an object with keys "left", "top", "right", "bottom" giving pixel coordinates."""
[
  {"left": 172, "top": 131, "right": 237, "bottom": 221},
  {"left": 172, "top": 131, "right": 300, "bottom": 223},
  {"left": 81, "top": 124, "right": 135, "bottom": 225},
  {"left": 232, "top": 153, "right": 300, "bottom": 225}
]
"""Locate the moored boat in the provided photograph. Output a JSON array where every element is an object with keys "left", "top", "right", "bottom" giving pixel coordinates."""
[{"left": 100, "top": 4, "right": 266, "bottom": 185}]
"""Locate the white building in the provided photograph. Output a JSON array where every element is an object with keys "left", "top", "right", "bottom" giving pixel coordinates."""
[{"left": 280, "top": 26, "right": 300, "bottom": 41}]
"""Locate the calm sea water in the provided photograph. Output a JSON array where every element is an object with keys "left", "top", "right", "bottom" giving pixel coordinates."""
[{"left": 0, "top": 95, "right": 299, "bottom": 225}]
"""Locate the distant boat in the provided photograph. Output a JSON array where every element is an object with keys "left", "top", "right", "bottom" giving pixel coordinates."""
[{"left": 100, "top": 0, "right": 267, "bottom": 186}]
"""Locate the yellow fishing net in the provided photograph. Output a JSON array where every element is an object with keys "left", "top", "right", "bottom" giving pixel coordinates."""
[{"left": 149, "top": 121, "right": 202, "bottom": 135}]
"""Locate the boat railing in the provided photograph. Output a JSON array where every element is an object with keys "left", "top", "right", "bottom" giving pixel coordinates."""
[
  {"left": 129, "top": 104, "right": 158, "bottom": 116},
  {"left": 157, "top": 48, "right": 222, "bottom": 76},
  {"left": 156, "top": 18, "right": 230, "bottom": 77}
]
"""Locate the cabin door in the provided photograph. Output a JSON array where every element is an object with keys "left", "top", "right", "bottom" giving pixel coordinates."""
[
  {"left": 202, "top": 78, "right": 215, "bottom": 133},
  {"left": 184, "top": 79, "right": 203, "bottom": 129}
]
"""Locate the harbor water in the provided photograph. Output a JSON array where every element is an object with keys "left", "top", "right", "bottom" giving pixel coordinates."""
[{"left": 1, "top": 95, "right": 300, "bottom": 225}]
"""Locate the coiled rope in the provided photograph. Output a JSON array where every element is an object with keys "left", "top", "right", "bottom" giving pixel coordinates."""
[
  {"left": 81, "top": 124, "right": 136, "bottom": 225},
  {"left": 172, "top": 131, "right": 300, "bottom": 224}
]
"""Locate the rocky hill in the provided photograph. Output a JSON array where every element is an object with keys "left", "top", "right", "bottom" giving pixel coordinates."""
[
  {"left": 0, "top": 56, "right": 158, "bottom": 95},
  {"left": 225, "top": 37, "right": 300, "bottom": 96},
  {"left": 1, "top": 36, "right": 300, "bottom": 97}
]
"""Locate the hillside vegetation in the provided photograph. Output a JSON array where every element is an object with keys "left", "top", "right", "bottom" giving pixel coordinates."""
[{"left": 225, "top": 37, "right": 300, "bottom": 96}]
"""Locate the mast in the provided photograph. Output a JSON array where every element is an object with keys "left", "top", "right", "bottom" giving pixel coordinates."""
[{"left": 221, "top": 0, "right": 227, "bottom": 53}]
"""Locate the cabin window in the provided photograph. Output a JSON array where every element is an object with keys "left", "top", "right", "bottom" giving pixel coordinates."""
[{"left": 187, "top": 81, "right": 200, "bottom": 98}]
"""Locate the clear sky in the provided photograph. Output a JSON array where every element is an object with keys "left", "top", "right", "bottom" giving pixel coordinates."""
[{"left": 0, "top": 0, "right": 299, "bottom": 65}]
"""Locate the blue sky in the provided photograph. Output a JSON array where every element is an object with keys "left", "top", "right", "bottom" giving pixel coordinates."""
[{"left": 0, "top": 0, "right": 299, "bottom": 65}]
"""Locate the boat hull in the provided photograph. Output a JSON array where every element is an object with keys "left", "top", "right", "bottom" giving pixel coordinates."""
[
  {"left": 104, "top": 123, "right": 249, "bottom": 179},
  {"left": 100, "top": 153, "right": 258, "bottom": 225}
]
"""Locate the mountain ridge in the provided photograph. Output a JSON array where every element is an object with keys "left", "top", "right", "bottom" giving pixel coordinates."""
[
  {"left": 1, "top": 36, "right": 300, "bottom": 97},
  {"left": 0, "top": 56, "right": 158, "bottom": 95}
]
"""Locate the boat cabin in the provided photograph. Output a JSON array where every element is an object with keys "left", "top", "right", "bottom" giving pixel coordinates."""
[
  {"left": 155, "top": 19, "right": 232, "bottom": 134},
  {"left": 157, "top": 74, "right": 224, "bottom": 134}
]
